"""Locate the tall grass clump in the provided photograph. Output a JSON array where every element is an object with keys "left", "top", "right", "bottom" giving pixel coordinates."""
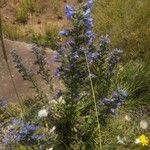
[
  {"left": 1, "top": 0, "right": 150, "bottom": 150},
  {"left": 31, "top": 26, "right": 58, "bottom": 49},
  {"left": 15, "top": 0, "right": 37, "bottom": 24}
]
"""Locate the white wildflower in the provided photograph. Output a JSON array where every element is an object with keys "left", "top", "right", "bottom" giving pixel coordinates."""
[
  {"left": 140, "top": 120, "right": 148, "bottom": 130},
  {"left": 50, "top": 126, "right": 56, "bottom": 133},
  {"left": 58, "top": 96, "right": 65, "bottom": 104},
  {"left": 47, "top": 148, "right": 53, "bottom": 150},
  {"left": 49, "top": 99, "right": 58, "bottom": 105},
  {"left": 117, "top": 136, "right": 125, "bottom": 144},
  {"left": 38, "top": 109, "right": 48, "bottom": 118},
  {"left": 7, "top": 125, "right": 14, "bottom": 130},
  {"left": 125, "top": 115, "right": 131, "bottom": 121},
  {"left": 135, "top": 138, "right": 140, "bottom": 144}
]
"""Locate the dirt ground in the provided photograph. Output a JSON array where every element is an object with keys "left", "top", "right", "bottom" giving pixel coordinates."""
[{"left": 1, "top": 0, "right": 78, "bottom": 35}]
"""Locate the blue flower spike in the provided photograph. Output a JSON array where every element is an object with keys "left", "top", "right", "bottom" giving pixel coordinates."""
[{"left": 65, "top": 4, "right": 74, "bottom": 19}]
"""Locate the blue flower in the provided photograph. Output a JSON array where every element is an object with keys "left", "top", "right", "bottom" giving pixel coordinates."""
[
  {"left": 59, "top": 29, "right": 70, "bottom": 36},
  {"left": 87, "top": 0, "right": 94, "bottom": 8},
  {"left": 85, "top": 30, "right": 94, "bottom": 37},
  {"left": 65, "top": 5, "right": 74, "bottom": 19},
  {"left": 85, "top": 17, "right": 93, "bottom": 29},
  {"left": 100, "top": 34, "right": 110, "bottom": 45},
  {"left": 72, "top": 52, "right": 79, "bottom": 60},
  {"left": 55, "top": 67, "right": 64, "bottom": 77},
  {"left": 3, "top": 119, "right": 43, "bottom": 146},
  {"left": 101, "top": 89, "right": 128, "bottom": 116},
  {"left": 66, "top": 40, "right": 75, "bottom": 46},
  {"left": 12, "top": 118, "right": 24, "bottom": 126},
  {"left": 87, "top": 37, "right": 94, "bottom": 45},
  {"left": 53, "top": 52, "right": 61, "bottom": 62},
  {"left": 84, "top": 8, "right": 91, "bottom": 17},
  {"left": 88, "top": 52, "right": 99, "bottom": 63},
  {"left": 101, "top": 98, "right": 112, "bottom": 105}
]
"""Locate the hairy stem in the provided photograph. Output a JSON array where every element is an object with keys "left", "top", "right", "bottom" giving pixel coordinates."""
[
  {"left": 0, "top": 11, "right": 24, "bottom": 114},
  {"left": 84, "top": 49, "right": 102, "bottom": 150}
]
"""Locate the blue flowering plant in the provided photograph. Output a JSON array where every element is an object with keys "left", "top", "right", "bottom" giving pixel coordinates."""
[
  {"left": 53, "top": 0, "right": 128, "bottom": 149},
  {"left": 2, "top": 118, "right": 55, "bottom": 149}
]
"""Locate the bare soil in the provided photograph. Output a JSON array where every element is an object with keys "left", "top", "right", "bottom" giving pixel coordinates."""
[{"left": 1, "top": 0, "right": 78, "bottom": 35}]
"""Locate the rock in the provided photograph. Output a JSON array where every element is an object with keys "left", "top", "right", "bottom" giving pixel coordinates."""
[{"left": 0, "top": 39, "right": 62, "bottom": 102}]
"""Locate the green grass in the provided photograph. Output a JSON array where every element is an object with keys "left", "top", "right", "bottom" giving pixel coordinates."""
[
  {"left": 112, "top": 60, "right": 150, "bottom": 105},
  {"left": 3, "top": 23, "right": 25, "bottom": 40},
  {"left": 3, "top": 22, "right": 34, "bottom": 41},
  {"left": 15, "top": 0, "right": 44, "bottom": 24},
  {"left": 93, "top": 0, "right": 150, "bottom": 61}
]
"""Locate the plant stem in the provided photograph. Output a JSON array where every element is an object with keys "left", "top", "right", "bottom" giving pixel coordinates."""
[
  {"left": 84, "top": 49, "right": 102, "bottom": 150},
  {"left": 0, "top": 10, "right": 24, "bottom": 114}
]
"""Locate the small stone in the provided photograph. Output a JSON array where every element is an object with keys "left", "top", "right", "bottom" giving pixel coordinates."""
[
  {"left": 37, "top": 19, "right": 41, "bottom": 24},
  {"left": 57, "top": 15, "right": 63, "bottom": 20}
]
